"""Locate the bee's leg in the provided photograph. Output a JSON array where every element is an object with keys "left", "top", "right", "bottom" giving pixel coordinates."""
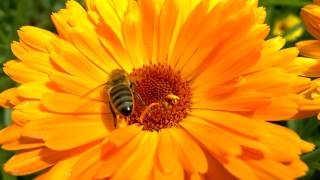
[{"left": 109, "top": 102, "right": 117, "bottom": 128}]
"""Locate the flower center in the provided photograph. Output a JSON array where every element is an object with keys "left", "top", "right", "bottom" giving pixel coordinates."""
[{"left": 128, "top": 64, "right": 191, "bottom": 131}]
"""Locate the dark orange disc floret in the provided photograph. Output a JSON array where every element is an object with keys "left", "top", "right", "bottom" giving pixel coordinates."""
[{"left": 129, "top": 64, "right": 192, "bottom": 131}]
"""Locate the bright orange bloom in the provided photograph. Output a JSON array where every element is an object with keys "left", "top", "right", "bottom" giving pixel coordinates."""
[{"left": 0, "top": 0, "right": 319, "bottom": 179}]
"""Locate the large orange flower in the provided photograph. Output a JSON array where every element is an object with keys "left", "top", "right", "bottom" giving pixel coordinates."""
[{"left": 0, "top": 0, "right": 319, "bottom": 179}]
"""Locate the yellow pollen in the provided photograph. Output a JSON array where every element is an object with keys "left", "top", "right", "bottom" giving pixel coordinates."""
[{"left": 165, "top": 94, "right": 180, "bottom": 104}]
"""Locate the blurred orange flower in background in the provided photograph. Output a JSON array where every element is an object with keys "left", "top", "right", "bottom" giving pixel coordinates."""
[
  {"left": 0, "top": 0, "right": 320, "bottom": 179},
  {"left": 297, "top": 0, "right": 320, "bottom": 119},
  {"left": 297, "top": 0, "right": 320, "bottom": 59}
]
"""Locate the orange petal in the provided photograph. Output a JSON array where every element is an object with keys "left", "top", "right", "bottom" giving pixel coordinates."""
[
  {"left": 156, "top": 128, "right": 179, "bottom": 173},
  {"left": 51, "top": 0, "right": 93, "bottom": 40},
  {"left": 0, "top": 124, "right": 21, "bottom": 144},
  {"left": 41, "top": 92, "right": 108, "bottom": 114},
  {"left": 259, "top": 36, "right": 285, "bottom": 57},
  {"left": 35, "top": 154, "right": 82, "bottom": 180},
  {"left": 51, "top": 13, "right": 72, "bottom": 40},
  {"left": 48, "top": 70, "right": 100, "bottom": 98},
  {"left": 0, "top": 88, "right": 20, "bottom": 108},
  {"left": 179, "top": 2, "right": 261, "bottom": 81},
  {"left": 190, "top": 41, "right": 261, "bottom": 90},
  {"left": 17, "top": 83, "right": 52, "bottom": 99},
  {"left": 70, "top": 27, "right": 119, "bottom": 73},
  {"left": 3, "top": 60, "right": 48, "bottom": 83},
  {"left": 297, "top": 40, "right": 320, "bottom": 58},
  {"left": 169, "top": 0, "right": 210, "bottom": 67},
  {"left": 152, "top": 162, "right": 184, "bottom": 180},
  {"left": 286, "top": 57, "right": 320, "bottom": 77},
  {"left": 11, "top": 41, "right": 28, "bottom": 59},
  {"left": 157, "top": 0, "right": 179, "bottom": 63},
  {"left": 138, "top": 0, "right": 157, "bottom": 63},
  {"left": 169, "top": 128, "right": 208, "bottom": 174},
  {"left": 287, "top": 159, "right": 309, "bottom": 178},
  {"left": 92, "top": 0, "right": 126, "bottom": 40},
  {"left": 241, "top": 68, "right": 309, "bottom": 96},
  {"left": 2, "top": 137, "right": 44, "bottom": 150},
  {"left": 301, "top": 4, "right": 320, "bottom": 39},
  {"left": 252, "top": 96, "right": 298, "bottom": 120},
  {"left": 95, "top": 21, "right": 133, "bottom": 72},
  {"left": 193, "top": 91, "right": 271, "bottom": 112},
  {"left": 112, "top": 131, "right": 158, "bottom": 180},
  {"left": 108, "top": 124, "right": 142, "bottom": 146},
  {"left": 260, "top": 133, "right": 300, "bottom": 162},
  {"left": 192, "top": 77, "right": 244, "bottom": 101},
  {"left": 17, "top": 26, "right": 56, "bottom": 52},
  {"left": 4, "top": 148, "right": 67, "bottom": 176},
  {"left": 221, "top": 157, "right": 257, "bottom": 180},
  {"left": 204, "top": 153, "right": 236, "bottom": 180},
  {"left": 247, "top": 159, "right": 296, "bottom": 180},
  {"left": 50, "top": 38, "right": 108, "bottom": 83},
  {"left": 251, "top": 47, "right": 298, "bottom": 73},
  {"left": 18, "top": 51, "right": 56, "bottom": 74},
  {"left": 188, "top": 174, "right": 205, "bottom": 180},
  {"left": 190, "top": 110, "right": 266, "bottom": 138},
  {"left": 265, "top": 123, "right": 315, "bottom": 153},
  {"left": 23, "top": 115, "right": 110, "bottom": 150},
  {"left": 70, "top": 144, "right": 108, "bottom": 180},
  {"left": 13, "top": 100, "right": 46, "bottom": 124},
  {"left": 121, "top": 0, "right": 149, "bottom": 68},
  {"left": 182, "top": 10, "right": 257, "bottom": 79},
  {"left": 94, "top": 132, "right": 146, "bottom": 178},
  {"left": 181, "top": 117, "right": 242, "bottom": 157}
]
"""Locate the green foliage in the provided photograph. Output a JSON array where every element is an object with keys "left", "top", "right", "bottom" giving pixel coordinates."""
[
  {"left": 260, "top": 0, "right": 312, "bottom": 7},
  {"left": 0, "top": 0, "right": 320, "bottom": 179}
]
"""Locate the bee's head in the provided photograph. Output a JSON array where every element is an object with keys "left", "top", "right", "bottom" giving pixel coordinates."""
[{"left": 109, "top": 69, "right": 128, "bottom": 85}]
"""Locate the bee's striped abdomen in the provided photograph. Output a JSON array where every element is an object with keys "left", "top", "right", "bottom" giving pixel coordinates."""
[{"left": 109, "top": 84, "right": 133, "bottom": 116}]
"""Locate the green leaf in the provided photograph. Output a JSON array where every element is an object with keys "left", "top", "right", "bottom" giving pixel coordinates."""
[
  {"left": 0, "top": 76, "right": 15, "bottom": 91},
  {"left": 0, "top": 108, "right": 4, "bottom": 129},
  {"left": 260, "top": 0, "right": 313, "bottom": 7},
  {"left": 287, "top": 120, "right": 300, "bottom": 132},
  {"left": 3, "top": 109, "right": 12, "bottom": 126},
  {"left": 299, "top": 118, "right": 319, "bottom": 138},
  {"left": 302, "top": 148, "right": 320, "bottom": 164},
  {"left": 0, "top": 150, "right": 16, "bottom": 180}
]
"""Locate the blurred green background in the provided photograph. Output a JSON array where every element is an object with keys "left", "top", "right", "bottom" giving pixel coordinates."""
[{"left": 0, "top": 0, "right": 319, "bottom": 179}]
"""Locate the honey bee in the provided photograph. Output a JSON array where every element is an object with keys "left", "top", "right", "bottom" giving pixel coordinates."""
[
  {"left": 83, "top": 69, "right": 180, "bottom": 128},
  {"left": 107, "top": 69, "right": 135, "bottom": 127}
]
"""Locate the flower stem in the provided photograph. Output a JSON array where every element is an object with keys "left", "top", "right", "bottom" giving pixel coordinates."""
[{"left": 4, "top": 109, "right": 11, "bottom": 126}]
